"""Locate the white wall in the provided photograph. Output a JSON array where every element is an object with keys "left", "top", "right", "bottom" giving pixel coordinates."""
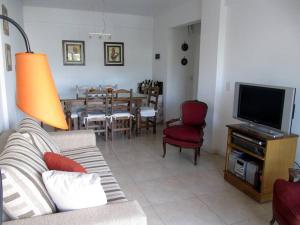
[
  {"left": 192, "top": 24, "right": 201, "bottom": 99},
  {"left": 167, "top": 24, "right": 200, "bottom": 120},
  {"left": 210, "top": 0, "right": 300, "bottom": 161},
  {"left": 0, "top": 0, "right": 24, "bottom": 132},
  {"left": 197, "top": 0, "right": 225, "bottom": 152},
  {"left": 23, "top": 6, "right": 154, "bottom": 98},
  {"left": 152, "top": 0, "right": 202, "bottom": 121}
]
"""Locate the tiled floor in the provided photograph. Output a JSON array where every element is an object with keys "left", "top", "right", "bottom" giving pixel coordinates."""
[{"left": 97, "top": 127, "right": 273, "bottom": 225}]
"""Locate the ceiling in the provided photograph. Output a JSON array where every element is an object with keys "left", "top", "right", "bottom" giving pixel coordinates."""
[{"left": 22, "top": 0, "right": 193, "bottom": 16}]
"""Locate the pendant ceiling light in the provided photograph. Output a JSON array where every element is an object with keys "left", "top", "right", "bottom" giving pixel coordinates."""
[{"left": 88, "top": 0, "right": 112, "bottom": 41}]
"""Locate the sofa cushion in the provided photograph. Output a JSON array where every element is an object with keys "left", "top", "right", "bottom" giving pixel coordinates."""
[
  {"left": 44, "top": 152, "right": 87, "bottom": 173},
  {"left": 0, "top": 132, "right": 56, "bottom": 220},
  {"left": 163, "top": 125, "right": 203, "bottom": 143},
  {"left": 0, "top": 129, "right": 15, "bottom": 154},
  {"left": 18, "top": 117, "right": 60, "bottom": 155},
  {"left": 61, "top": 146, "right": 127, "bottom": 204}
]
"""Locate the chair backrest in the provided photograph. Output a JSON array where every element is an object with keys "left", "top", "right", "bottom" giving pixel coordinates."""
[
  {"left": 147, "top": 87, "right": 159, "bottom": 110},
  {"left": 101, "top": 84, "right": 118, "bottom": 90},
  {"left": 181, "top": 100, "right": 208, "bottom": 126},
  {"left": 110, "top": 89, "right": 133, "bottom": 114},
  {"left": 85, "top": 86, "right": 104, "bottom": 99},
  {"left": 63, "top": 100, "right": 85, "bottom": 114},
  {"left": 85, "top": 89, "right": 108, "bottom": 115}
]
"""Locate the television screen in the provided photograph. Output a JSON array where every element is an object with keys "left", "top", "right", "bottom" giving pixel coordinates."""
[{"left": 237, "top": 85, "right": 285, "bottom": 129}]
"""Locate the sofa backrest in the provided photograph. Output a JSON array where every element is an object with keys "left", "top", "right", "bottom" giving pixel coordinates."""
[
  {"left": 0, "top": 129, "right": 15, "bottom": 222},
  {"left": 0, "top": 129, "right": 15, "bottom": 154}
]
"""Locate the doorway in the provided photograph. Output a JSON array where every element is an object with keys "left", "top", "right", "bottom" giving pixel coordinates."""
[{"left": 166, "top": 22, "right": 201, "bottom": 120}]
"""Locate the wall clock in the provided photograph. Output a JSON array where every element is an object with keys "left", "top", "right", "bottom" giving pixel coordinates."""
[
  {"left": 181, "top": 42, "right": 189, "bottom": 51},
  {"left": 181, "top": 57, "right": 188, "bottom": 66}
]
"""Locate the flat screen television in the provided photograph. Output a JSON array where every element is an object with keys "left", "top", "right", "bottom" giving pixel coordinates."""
[{"left": 233, "top": 82, "right": 296, "bottom": 134}]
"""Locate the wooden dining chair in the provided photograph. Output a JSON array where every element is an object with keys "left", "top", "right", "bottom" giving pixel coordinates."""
[
  {"left": 108, "top": 89, "right": 133, "bottom": 140},
  {"left": 81, "top": 89, "right": 109, "bottom": 140},
  {"left": 137, "top": 86, "right": 159, "bottom": 134}
]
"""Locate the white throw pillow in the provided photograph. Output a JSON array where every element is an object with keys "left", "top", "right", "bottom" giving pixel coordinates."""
[{"left": 42, "top": 171, "right": 107, "bottom": 212}]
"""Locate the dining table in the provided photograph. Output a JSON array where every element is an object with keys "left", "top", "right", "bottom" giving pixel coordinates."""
[{"left": 60, "top": 93, "right": 147, "bottom": 134}]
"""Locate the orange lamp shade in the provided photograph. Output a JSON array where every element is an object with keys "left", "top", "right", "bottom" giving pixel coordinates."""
[{"left": 16, "top": 53, "right": 68, "bottom": 130}]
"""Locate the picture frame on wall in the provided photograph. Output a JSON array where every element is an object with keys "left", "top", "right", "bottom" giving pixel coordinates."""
[
  {"left": 104, "top": 42, "right": 124, "bottom": 66},
  {"left": 5, "top": 44, "right": 12, "bottom": 71},
  {"left": 2, "top": 4, "right": 9, "bottom": 36},
  {"left": 62, "top": 40, "right": 85, "bottom": 66}
]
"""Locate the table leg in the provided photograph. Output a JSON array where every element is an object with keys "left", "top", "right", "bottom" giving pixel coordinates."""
[
  {"left": 66, "top": 110, "right": 72, "bottom": 131},
  {"left": 136, "top": 106, "right": 141, "bottom": 135}
]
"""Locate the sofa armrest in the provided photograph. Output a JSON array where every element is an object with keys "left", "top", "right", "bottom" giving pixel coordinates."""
[
  {"left": 49, "top": 130, "right": 96, "bottom": 151},
  {"left": 4, "top": 201, "right": 146, "bottom": 225}
]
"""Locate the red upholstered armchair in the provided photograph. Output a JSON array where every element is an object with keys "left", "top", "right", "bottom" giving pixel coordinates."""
[
  {"left": 271, "top": 169, "right": 300, "bottom": 225},
  {"left": 163, "top": 100, "right": 208, "bottom": 165}
]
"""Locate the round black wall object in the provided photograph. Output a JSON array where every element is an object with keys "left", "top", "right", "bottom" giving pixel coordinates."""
[
  {"left": 181, "top": 57, "right": 188, "bottom": 66},
  {"left": 181, "top": 42, "right": 189, "bottom": 51}
]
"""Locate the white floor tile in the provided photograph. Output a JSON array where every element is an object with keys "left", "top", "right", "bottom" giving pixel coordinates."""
[
  {"left": 137, "top": 176, "right": 195, "bottom": 205},
  {"left": 143, "top": 206, "right": 165, "bottom": 225},
  {"left": 121, "top": 182, "right": 151, "bottom": 207},
  {"left": 153, "top": 198, "right": 226, "bottom": 225},
  {"left": 97, "top": 126, "right": 273, "bottom": 225},
  {"left": 197, "top": 190, "right": 268, "bottom": 225}
]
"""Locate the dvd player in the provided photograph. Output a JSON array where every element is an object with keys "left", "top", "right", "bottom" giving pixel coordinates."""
[
  {"left": 232, "top": 132, "right": 264, "bottom": 146},
  {"left": 232, "top": 132, "right": 265, "bottom": 156}
]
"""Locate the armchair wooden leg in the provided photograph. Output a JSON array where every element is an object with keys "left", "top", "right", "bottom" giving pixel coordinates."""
[
  {"left": 179, "top": 147, "right": 182, "bottom": 153},
  {"left": 163, "top": 142, "right": 166, "bottom": 158},
  {"left": 270, "top": 217, "right": 275, "bottom": 225},
  {"left": 194, "top": 148, "right": 198, "bottom": 165}
]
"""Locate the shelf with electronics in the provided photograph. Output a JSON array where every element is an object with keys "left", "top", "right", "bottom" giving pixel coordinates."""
[{"left": 224, "top": 124, "right": 298, "bottom": 203}]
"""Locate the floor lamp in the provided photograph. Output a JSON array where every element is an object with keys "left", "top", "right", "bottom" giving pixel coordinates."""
[{"left": 0, "top": 14, "right": 68, "bottom": 223}]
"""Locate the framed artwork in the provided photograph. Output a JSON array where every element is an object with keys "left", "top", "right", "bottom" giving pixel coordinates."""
[
  {"left": 104, "top": 42, "right": 124, "bottom": 66},
  {"left": 5, "top": 44, "right": 12, "bottom": 71},
  {"left": 62, "top": 40, "right": 85, "bottom": 65},
  {"left": 2, "top": 4, "right": 9, "bottom": 36}
]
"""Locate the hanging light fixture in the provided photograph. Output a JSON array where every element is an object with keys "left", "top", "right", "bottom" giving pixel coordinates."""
[{"left": 88, "top": 0, "right": 112, "bottom": 41}]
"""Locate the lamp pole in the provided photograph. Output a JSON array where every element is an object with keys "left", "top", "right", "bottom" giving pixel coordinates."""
[
  {"left": 0, "top": 15, "right": 32, "bottom": 53},
  {"left": 0, "top": 15, "right": 33, "bottom": 224}
]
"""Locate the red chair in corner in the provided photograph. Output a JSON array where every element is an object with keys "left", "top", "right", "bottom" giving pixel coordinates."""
[
  {"left": 163, "top": 100, "right": 208, "bottom": 165},
  {"left": 271, "top": 169, "right": 300, "bottom": 225}
]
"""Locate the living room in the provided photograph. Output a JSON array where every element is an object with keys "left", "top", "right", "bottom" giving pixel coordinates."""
[{"left": 0, "top": 0, "right": 300, "bottom": 225}]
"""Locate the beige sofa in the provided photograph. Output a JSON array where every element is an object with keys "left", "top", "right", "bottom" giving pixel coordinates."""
[{"left": 0, "top": 129, "right": 147, "bottom": 225}]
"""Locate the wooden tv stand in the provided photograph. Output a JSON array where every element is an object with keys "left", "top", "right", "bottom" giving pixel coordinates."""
[{"left": 224, "top": 124, "right": 298, "bottom": 203}]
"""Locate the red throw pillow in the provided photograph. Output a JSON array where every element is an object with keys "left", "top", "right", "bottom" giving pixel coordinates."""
[{"left": 44, "top": 152, "right": 87, "bottom": 173}]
